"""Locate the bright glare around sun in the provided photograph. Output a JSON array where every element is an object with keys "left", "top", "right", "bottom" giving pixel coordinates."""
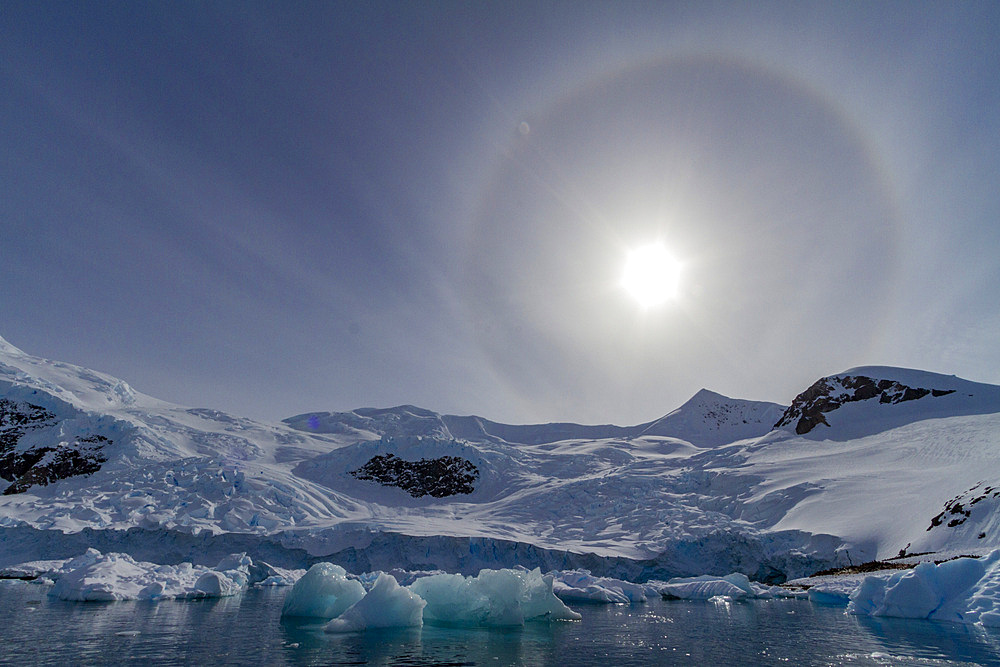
[{"left": 621, "top": 243, "right": 681, "bottom": 308}]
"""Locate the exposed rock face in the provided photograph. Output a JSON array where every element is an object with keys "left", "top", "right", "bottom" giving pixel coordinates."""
[
  {"left": 350, "top": 453, "right": 479, "bottom": 498},
  {"left": 774, "top": 375, "right": 956, "bottom": 435},
  {"left": 926, "top": 481, "right": 999, "bottom": 535},
  {"left": 0, "top": 398, "right": 109, "bottom": 495}
]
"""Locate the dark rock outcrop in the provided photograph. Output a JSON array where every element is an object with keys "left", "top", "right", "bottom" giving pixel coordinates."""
[
  {"left": 774, "top": 375, "right": 956, "bottom": 435},
  {"left": 0, "top": 399, "right": 109, "bottom": 494},
  {"left": 350, "top": 453, "right": 479, "bottom": 498},
  {"left": 926, "top": 481, "right": 999, "bottom": 534}
]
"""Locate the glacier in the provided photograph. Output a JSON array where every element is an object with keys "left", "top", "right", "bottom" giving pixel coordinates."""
[{"left": 3, "top": 334, "right": 1000, "bottom": 596}]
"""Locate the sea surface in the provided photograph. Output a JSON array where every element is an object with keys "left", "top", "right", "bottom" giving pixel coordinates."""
[{"left": 2, "top": 580, "right": 1000, "bottom": 666}]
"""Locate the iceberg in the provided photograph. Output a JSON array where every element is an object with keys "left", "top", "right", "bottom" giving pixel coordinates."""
[
  {"left": 312, "top": 566, "right": 582, "bottom": 633},
  {"left": 551, "top": 570, "right": 647, "bottom": 604},
  {"left": 47, "top": 550, "right": 254, "bottom": 601},
  {"left": 324, "top": 573, "right": 426, "bottom": 633},
  {"left": 31, "top": 549, "right": 295, "bottom": 601},
  {"left": 280, "top": 563, "right": 366, "bottom": 619},
  {"left": 410, "top": 567, "right": 581, "bottom": 626},
  {"left": 657, "top": 573, "right": 787, "bottom": 600},
  {"left": 805, "top": 579, "right": 860, "bottom": 606},
  {"left": 847, "top": 551, "right": 1000, "bottom": 626}
]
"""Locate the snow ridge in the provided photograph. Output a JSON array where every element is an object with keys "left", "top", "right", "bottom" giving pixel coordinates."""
[{"left": 2, "top": 338, "right": 1000, "bottom": 585}]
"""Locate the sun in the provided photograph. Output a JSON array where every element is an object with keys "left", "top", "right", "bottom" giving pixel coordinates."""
[{"left": 621, "top": 243, "right": 681, "bottom": 308}]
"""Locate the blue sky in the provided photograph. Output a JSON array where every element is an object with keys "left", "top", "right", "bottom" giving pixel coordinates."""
[{"left": 2, "top": 2, "right": 999, "bottom": 425}]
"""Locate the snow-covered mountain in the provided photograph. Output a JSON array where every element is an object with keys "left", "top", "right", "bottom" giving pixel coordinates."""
[
  {"left": 2, "top": 335, "right": 999, "bottom": 584},
  {"left": 283, "top": 388, "right": 785, "bottom": 448}
]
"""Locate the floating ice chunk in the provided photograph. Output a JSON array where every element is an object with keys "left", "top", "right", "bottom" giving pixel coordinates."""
[
  {"left": 49, "top": 552, "right": 195, "bottom": 601},
  {"left": 661, "top": 577, "right": 749, "bottom": 600},
  {"left": 44, "top": 549, "right": 255, "bottom": 601},
  {"left": 517, "top": 570, "right": 583, "bottom": 622},
  {"left": 325, "top": 573, "right": 425, "bottom": 633},
  {"left": 410, "top": 571, "right": 516, "bottom": 626},
  {"left": 281, "top": 563, "right": 366, "bottom": 619},
  {"left": 806, "top": 582, "right": 856, "bottom": 606},
  {"left": 256, "top": 565, "right": 305, "bottom": 587},
  {"left": 51, "top": 552, "right": 166, "bottom": 601},
  {"left": 554, "top": 582, "right": 630, "bottom": 604},
  {"left": 410, "top": 568, "right": 580, "bottom": 626},
  {"left": 848, "top": 551, "right": 1000, "bottom": 626},
  {"left": 192, "top": 571, "right": 243, "bottom": 597},
  {"left": 552, "top": 570, "right": 646, "bottom": 604},
  {"left": 658, "top": 573, "right": 782, "bottom": 601}
]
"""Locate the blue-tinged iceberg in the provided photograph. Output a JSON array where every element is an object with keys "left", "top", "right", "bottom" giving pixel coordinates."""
[
  {"left": 848, "top": 550, "right": 1000, "bottom": 626},
  {"left": 324, "top": 573, "right": 426, "bottom": 633},
  {"left": 409, "top": 567, "right": 580, "bottom": 625},
  {"left": 280, "top": 562, "right": 365, "bottom": 618}
]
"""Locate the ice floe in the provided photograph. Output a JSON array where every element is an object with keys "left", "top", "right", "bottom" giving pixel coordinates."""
[
  {"left": 848, "top": 550, "right": 1000, "bottom": 626},
  {"left": 551, "top": 569, "right": 648, "bottom": 603},
  {"left": 7, "top": 548, "right": 300, "bottom": 601},
  {"left": 657, "top": 572, "right": 794, "bottom": 601}
]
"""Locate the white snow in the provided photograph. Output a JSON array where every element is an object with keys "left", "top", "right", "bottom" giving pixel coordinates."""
[
  {"left": 324, "top": 573, "right": 426, "bottom": 633},
  {"left": 3, "top": 337, "right": 1000, "bottom": 589},
  {"left": 280, "top": 562, "right": 365, "bottom": 618}
]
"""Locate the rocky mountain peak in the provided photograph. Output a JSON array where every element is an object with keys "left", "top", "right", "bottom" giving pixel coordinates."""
[{"left": 775, "top": 373, "right": 956, "bottom": 435}]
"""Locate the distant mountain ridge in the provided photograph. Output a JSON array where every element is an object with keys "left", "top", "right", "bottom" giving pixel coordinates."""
[{"left": 283, "top": 389, "right": 787, "bottom": 448}]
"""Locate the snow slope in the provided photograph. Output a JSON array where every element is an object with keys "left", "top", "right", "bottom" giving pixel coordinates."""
[
  {"left": 742, "top": 367, "right": 1000, "bottom": 560},
  {"left": 2, "top": 336, "right": 999, "bottom": 583}
]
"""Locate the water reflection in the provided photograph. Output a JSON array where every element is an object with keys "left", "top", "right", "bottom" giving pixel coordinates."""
[
  {"left": 854, "top": 613, "right": 1000, "bottom": 665},
  {"left": 280, "top": 615, "right": 572, "bottom": 666}
]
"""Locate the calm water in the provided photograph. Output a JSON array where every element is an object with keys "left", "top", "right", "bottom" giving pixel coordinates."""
[{"left": 3, "top": 580, "right": 1000, "bottom": 666}]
